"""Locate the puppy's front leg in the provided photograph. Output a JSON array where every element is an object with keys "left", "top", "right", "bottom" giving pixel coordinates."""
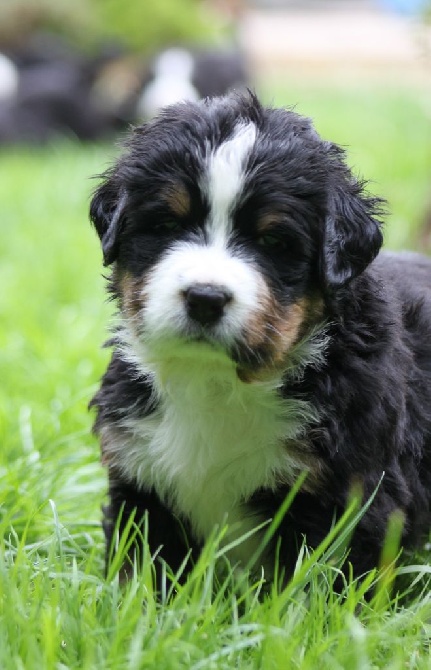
[{"left": 103, "top": 468, "right": 197, "bottom": 589}]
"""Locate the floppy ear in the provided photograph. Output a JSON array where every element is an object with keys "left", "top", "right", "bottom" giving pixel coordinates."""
[
  {"left": 90, "top": 181, "right": 128, "bottom": 266},
  {"left": 321, "top": 179, "right": 384, "bottom": 290}
]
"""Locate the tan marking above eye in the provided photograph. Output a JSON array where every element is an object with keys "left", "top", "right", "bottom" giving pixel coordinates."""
[
  {"left": 164, "top": 182, "right": 191, "bottom": 219},
  {"left": 256, "top": 212, "right": 285, "bottom": 234}
]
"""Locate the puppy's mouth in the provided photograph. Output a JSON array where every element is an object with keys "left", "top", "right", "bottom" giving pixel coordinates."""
[
  {"left": 183, "top": 331, "right": 224, "bottom": 348},
  {"left": 121, "top": 271, "right": 322, "bottom": 380},
  {"left": 142, "top": 295, "right": 313, "bottom": 378},
  {"left": 175, "top": 324, "right": 280, "bottom": 378},
  {"left": 187, "top": 334, "right": 220, "bottom": 345},
  {"left": 181, "top": 322, "right": 235, "bottom": 354}
]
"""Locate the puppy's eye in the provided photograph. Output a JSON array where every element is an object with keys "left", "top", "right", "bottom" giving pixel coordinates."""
[
  {"left": 256, "top": 233, "right": 287, "bottom": 250},
  {"left": 154, "top": 219, "right": 182, "bottom": 233}
]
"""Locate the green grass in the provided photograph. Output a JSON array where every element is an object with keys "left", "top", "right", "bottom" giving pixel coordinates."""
[{"left": 1, "top": 81, "right": 431, "bottom": 669}]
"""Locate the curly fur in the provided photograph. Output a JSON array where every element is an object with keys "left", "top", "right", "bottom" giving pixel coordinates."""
[{"left": 89, "top": 92, "right": 431, "bottom": 587}]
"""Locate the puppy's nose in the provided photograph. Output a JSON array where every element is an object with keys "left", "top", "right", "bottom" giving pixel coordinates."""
[{"left": 183, "top": 284, "right": 233, "bottom": 325}]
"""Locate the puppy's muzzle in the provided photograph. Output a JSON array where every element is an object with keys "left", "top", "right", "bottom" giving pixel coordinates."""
[{"left": 182, "top": 284, "right": 233, "bottom": 326}]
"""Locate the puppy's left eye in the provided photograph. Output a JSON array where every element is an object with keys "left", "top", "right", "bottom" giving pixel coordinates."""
[
  {"left": 155, "top": 219, "right": 183, "bottom": 233},
  {"left": 256, "top": 233, "right": 287, "bottom": 250}
]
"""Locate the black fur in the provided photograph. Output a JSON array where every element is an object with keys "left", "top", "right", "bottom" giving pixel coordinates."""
[{"left": 90, "top": 92, "right": 431, "bottom": 588}]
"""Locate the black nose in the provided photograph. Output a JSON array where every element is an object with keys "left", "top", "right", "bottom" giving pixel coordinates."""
[{"left": 183, "top": 285, "right": 233, "bottom": 326}]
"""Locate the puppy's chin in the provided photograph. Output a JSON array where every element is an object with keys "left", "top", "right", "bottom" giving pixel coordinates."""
[
  {"left": 120, "top": 288, "right": 326, "bottom": 385},
  {"left": 132, "top": 329, "right": 296, "bottom": 389},
  {"left": 152, "top": 334, "right": 229, "bottom": 362},
  {"left": 122, "top": 322, "right": 276, "bottom": 387},
  {"left": 157, "top": 339, "right": 277, "bottom": 385},
  {"left": 135, "top": 330, "right": 235, "bottom": 371}
]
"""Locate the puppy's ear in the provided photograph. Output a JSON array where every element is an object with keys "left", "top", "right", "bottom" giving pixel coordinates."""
[
  {"left": 321, "top": 178, "right": 384, "bottom": 290},
  {"left": 90, "top": 181, "right": 127, "bottom": 266}
]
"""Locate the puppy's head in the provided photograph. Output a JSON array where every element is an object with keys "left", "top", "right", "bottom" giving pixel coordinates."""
[{"left": 91, "top": 92, "right": 384, "bottom": 379}]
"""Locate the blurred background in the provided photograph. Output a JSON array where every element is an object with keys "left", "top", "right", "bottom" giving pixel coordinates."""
[
  {"left": 0, "top": 0, "right": 430, "bottom": 235},
  {"left": 1, "top": 0, "right": 431, "bottom": 534}
]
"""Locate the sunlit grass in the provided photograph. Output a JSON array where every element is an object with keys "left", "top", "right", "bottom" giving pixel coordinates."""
[{"left": 1, "top": 81, "right": 431, "bottom": 668}]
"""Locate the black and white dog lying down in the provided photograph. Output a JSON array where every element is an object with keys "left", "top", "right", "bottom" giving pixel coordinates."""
[{"left": 90, "top": 91, "right": 431, "bottom": 587}]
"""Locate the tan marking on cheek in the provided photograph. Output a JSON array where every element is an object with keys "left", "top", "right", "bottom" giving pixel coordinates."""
[
  {"left": 239, "top": 278, "right": 274, "bottom": 350},
  {"left": 118, "top": 272, "right": 147, "bottom": 320},
  {"left": 271, "top": 300, "right": 307, "bottom": 364},
  {"left": 244, "top": 298, "right": 306, "bottom": 358},
  {"left": 238, "top": 297, "right": 310, "bottom": 383},
  {"left": 164, "top": 182, "right": 191, "bottom": 219}
]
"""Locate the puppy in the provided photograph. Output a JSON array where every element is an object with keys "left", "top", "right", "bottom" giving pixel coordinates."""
[{"left": 90, "top": 91, "right": 431, "bottom": 587}]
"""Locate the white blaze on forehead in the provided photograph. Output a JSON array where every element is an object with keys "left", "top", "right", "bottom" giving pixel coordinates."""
[{"left": 206, "top": 121, "right": 257, "bottom": 246}]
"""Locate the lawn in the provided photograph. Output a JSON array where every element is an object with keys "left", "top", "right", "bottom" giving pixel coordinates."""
[{"left": 1, "top": 80, "right": 431, "bottom": 669}]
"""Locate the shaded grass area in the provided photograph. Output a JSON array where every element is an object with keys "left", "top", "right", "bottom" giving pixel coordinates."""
[{"left": 1, "top": 82, "right": 431, "bottom": 668}]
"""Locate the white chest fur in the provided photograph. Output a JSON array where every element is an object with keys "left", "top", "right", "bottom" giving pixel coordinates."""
[{"left": 113, "top": 351, "right": 316, "bottom": 564}]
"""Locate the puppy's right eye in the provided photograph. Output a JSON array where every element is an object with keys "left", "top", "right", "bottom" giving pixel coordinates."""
[
  {"left": 257, "top": 234, "right": 280, "bottom": 248},
  {"left": 162, "top": 220, "right": 180, "bottom": 231},
  {"left": 256, "top": 233, "right": 288, "bottom": 252},
  {"left": 153, "top": 219, "right": 183, "bottom": 233}
]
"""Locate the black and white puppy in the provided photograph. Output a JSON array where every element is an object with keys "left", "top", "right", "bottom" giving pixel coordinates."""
[{"left": 90, "top": 91, "right": 431, "bottom": 586}]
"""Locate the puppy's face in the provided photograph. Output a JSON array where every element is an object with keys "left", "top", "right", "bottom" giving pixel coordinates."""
[{"left": 91, "top": 93, "right": 383, "bottom": 379}]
